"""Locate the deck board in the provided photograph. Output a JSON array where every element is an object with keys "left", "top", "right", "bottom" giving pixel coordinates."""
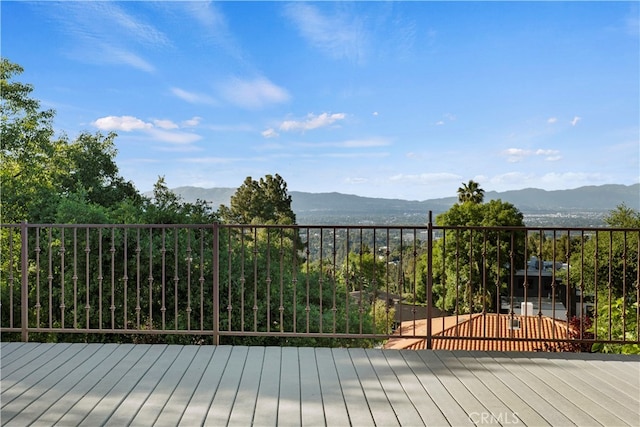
[{"left": 2, "top": 342, "right": 639, "bottom": 426}]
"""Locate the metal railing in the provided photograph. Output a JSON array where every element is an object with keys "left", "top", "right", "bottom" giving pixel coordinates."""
[{"left": 1, "top": 218, "right": 638, "bottom": 351}]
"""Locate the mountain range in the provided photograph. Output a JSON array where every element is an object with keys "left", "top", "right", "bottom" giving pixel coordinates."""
[{"left": 166, "top": 184, "right": 640, "bottom": 227}]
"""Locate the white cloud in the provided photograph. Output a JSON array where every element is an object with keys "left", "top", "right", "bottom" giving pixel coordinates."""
[
  {"left": 279, "top": 113, "right": 346, "bottom": 132},
  {"left": 262, "top": 128, "right": 279, "bottom": 139},
  {"left": 389, "top": 172, "right": 462, "bottom": 184},
  {"left": 502, "top": 148, "right": 562, "bottom": 163},
  {"left": 171, "top": 88, "right": 216, "bottom": 105},
  {"left": 153, "top": 119, "right": 179, "bottom": 130},
  {"left": 93, "top": 115, "right": 201, "bottom": 144},
  {"left": 341, "top": 138, "right": 389, "bottom": 148},
  {"left": 547, "top": 117, "right": 558, "bottom": 124},
  {"left": 148, "top": 128, "right": 201, "bottom": 144},
  {"left": 93, "top": 115, "right": 152, "bottom": 132},
  {"left": 55, "top": 2, "right": 168, "bottom": 72},
  {"left": 219, "top": 77, "right": 290, "bottom": 109},
  {"left": 372, "top": 111, "right": 379, "bottom": 116},
  {"left": 571, "top": 116, "right": 581, "bottom": 126},
  {"left": 182, "top": 116, "right": 202, "bottom": 127},
  {"left": 283, "top": 3, "right": 366, "bottom": 64}
]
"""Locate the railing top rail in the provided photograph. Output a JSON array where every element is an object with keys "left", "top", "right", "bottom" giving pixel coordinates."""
[{"left": 3, "top": 223, "right": 639, "bottom": 233}]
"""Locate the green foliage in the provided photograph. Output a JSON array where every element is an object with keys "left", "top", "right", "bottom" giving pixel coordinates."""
[
  {"left": 433, "top": 199, "right": 525, "bottom": 313},
  {"left": 338, "top": 245, "right": 386, "bottom": 293},
  {"left": 1, "top": 58, "right": 143, "bottom": 224},
  {"left": 457, "top": 180, "right": 485, "bottom": 204},
  {"left": 591, "top": 297, "right": 639, "bottom": 354},
  {"left": 220, "top": 174, "right": 296, "bottom": 225},
  {"left": 569, "top": 205, "right": 639, "bottom": 297}
]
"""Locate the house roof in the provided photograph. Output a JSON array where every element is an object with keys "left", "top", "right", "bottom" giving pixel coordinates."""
[{"left": 384, "top": 313, "right": 571, "bottom": 352}]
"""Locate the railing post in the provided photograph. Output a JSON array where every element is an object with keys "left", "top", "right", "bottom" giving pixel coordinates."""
[
  {"left": 20, "top": 221, "right": 29, "bottom": 342},
  {"left": 426, "top": 211, "right": 433, "bottom": 350},
  {"left": 213, "top": 222, "right": 220, "bottom": 345}
]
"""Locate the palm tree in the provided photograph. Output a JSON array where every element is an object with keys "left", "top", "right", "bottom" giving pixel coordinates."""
[{"left": 457, "top": 180, "right": 484, "bottom": 204}]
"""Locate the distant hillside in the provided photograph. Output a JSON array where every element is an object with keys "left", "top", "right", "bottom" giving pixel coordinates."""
[{"left": 164, "top": 184, "right": 640, "bottom": 227}]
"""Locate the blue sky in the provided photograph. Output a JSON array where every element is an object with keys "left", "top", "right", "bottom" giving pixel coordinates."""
[{"left": 3, "top": 1, "right": 639, "bottom": 200}]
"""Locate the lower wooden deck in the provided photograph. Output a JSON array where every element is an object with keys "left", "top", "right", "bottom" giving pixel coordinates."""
[{"left": 1, "top": 342, "right": 638, "bottom": 426}]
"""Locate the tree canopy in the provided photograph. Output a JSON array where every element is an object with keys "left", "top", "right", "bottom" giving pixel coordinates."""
[{"left": 457, "top": 180, "right": 485, "bottom": 204}]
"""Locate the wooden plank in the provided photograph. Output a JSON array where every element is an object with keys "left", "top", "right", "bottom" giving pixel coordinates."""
[
  {"left": 331, "top": 348, "right": 376, "bottom": 426},
  {"left": 253, "top": 346, "right": 281, "bottom": 426},
  {"left": 480, "top": 351, "right": 592, "bottom": 426},
  {"left": 73, "top": 344, "right": 167, "bottom": 426},
  {"left": 568, "top": 356, "right": 640, "bottom": 400},
  {"left": 0, "top": 342, "right": 30, "bottom": 364},
  {"left": 129, "top": 345, "right": 199, "bottom": 426},
  {"left": 204, "top": 346, "right": 249, "bottom": 426},
  {"left": 417, "top": 351, "right": 491, "bottom": 426},
  {"left": 314, "top": 347, "right": 350, "bottom": 426},
  {"left": 382, "top": 350, "right": 450, "bottom": 426},
  {"left": 298, "top": 347, "right": 325, "bottom": 426},
  {"left": 349, "top": 348, "right": 399, "bottom": 426},
  {"left": 4, "top": 344, "right": 114, "bottom": 427},
  {"left": 29, "top": 344, "right": 129, "bottom": 427},
  {"left": 153, "top": 346, "right": 215, "bottom": 426},
  {"left": 451, "top": 352, "right": 550, "bottom": 426},
  {"left": 227, "top": 346, "right": 265, "bottom": 426},
  {"left": 401, "top": 350, "right": 472, "bottom": 426},
  {"left": 366, "top": 349, "right": 424, "bottom": 426},
  {"left": 1, "top": 343, "right": 70, "bottom": 381},
  {"left": 1, "top": 343, "right": 82, "bottom": 408},
  {"left": 103, "top": 345, "right": 184, "bottom": 426},
  {"left": 2, "top": 343, "right": 92, "bottom": 425},
  {"left": 179, "top": 345, "right": 232, "bottom": 426},
  {"left": 437, "top": 351, "right": 533, "bottom": 427},
  {"left": 519, "top": 355, "right": 637, "bottom": 425},
  {"left": 0, "top": 342, "right": 23, "bottom": 357},
  {"left": 53, "top": 344, "right": 151, "bottom": 426},
  {"left": 277, "top": 347, "right": 302, "bottom": 427}
]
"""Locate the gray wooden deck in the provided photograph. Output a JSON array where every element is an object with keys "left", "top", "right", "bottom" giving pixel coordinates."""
[{"left": 1, "top": 342, "right": 638, "bottom": 426}]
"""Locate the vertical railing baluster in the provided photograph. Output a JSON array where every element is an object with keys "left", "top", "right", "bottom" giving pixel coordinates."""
[
  {"left": 161, "top": 228, "right": 166, "bottom": 330},
  {"left": 35, "top": 227, "right": 41, "bottom": 329},
  {"left": 332, "top": 227, "right": 338, "bottom": 334},
  {"left": 426, "top": 212, "right": 433, "bottom": 350},
  {"left": 73, "top": 227, "right": 78, "bottom": 329},
  {"left": 60, "top": 228, "right": 66, "bottom": 329},
  {"left": 186, "top": 228, "right": 192, "bottom": 331},
  {"left": 85, "top": 227, "right": 91, "bottom": 329},
  {"left": 98, "top": 228, "right": 103, "bottom": 329},
  {"left": 20, "top": 222, "right": 29, "bottom": 341},
  {"left": 123, "top": 228, "right": 129, "bottom": 330},
  {"left": 212, "top": 224, "right": 219, "bottom": 344},
  {"left": 135, "top": 228, "right": 141, "bottom": 329},
  {"left": 110, "top": 228, "right": 116, "bottom": 330},
  {"left": 201, "top": 227, "right": 207, "bottom": 332},
  {"left": 622, "top": 231, "right": 628, "bottom": 342},
  {"left": 278, "top": 228, "right": 284, "bottom": 333},
  {"left": 264, "top": 228, "right": 270, "bottom": 333},
  {"left": 305, "top": 228, "right": 311, "bottom": 333},
  {"left": 225, "top": 227, "right": 232, "bottom": 332},
  {"left": 344, "top": 228, "right": 350, "bottom": 334},
  {"left": 292, "top": 226, "right": 298, "bottom": 334},
  {"left": 148, "top": 228, "right": 154, "bottom": 330},
  {"left": 174, "top": 228, "right": 179, "bottom": 330},
  {"left": 9, "top": 226, "right": 15, "bottom": 330},
  {"left": 48, "top": 228, "right": 53, "bottom": 329}
]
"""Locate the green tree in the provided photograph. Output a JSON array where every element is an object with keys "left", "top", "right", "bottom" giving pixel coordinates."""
[
  {"left": 1, "top": 58, "right": 142, "bottom": 224},
  {"left": 220, "top": 174, "right": 296, "bottom": 225},
  {"left": 433, "top": 199, "right": 525, "bottom": 313},
  {"left": 457, "top": 180, "right": 485, "bottom": 204}
]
